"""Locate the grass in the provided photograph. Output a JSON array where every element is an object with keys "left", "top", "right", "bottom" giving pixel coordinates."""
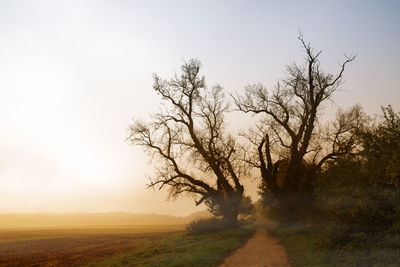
[
  {"left": 264, "top": 219, "right": 326, "bottom": 266},
  {"left": 264, "top": 218, "right": 400, "bottom": 266},
  {"left": 87, "top": 222, "right": 257, "bottom": 267}
]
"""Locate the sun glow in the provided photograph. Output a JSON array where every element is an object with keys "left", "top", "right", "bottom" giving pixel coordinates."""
[{"left": 0, "top": 0, "right": 399, "bottom": 216}]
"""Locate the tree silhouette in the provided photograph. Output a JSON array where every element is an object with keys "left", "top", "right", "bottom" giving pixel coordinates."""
[
  {"left": 128, "top": 59, "right": 245, "bottom": 226},
  {"left": 234, "top": 34, "right": 359, "bottom": 211}
]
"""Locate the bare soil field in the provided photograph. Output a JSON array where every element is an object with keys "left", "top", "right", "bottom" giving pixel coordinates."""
[{"left": 0, "top": 225, "right": 184, "bottom": 267}]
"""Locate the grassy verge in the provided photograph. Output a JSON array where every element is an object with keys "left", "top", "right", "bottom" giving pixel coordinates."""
[
  {"left": 86, "top": 222, "right": 257, "bottom": 267},
  {"left": 265, "top": 218, "right": 400, "bottom": 266},
  {"left": 265, "top": 219, "right": 326, "bottom": 266}
]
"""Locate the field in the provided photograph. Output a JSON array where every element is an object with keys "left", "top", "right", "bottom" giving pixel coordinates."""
[
  {"left": 0, "top": 223, "right": 256, "bottom": 267},
  {"left": 0, "top": 225, "right": 185, "bottom": 267}
]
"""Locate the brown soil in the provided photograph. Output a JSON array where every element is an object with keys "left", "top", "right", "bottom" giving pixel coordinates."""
[
  {"left": 0, "top": 227, "right": 180, "bottom": 267},
  {"left": 219, "top": 229, "right": 292, "bottom": 267}
]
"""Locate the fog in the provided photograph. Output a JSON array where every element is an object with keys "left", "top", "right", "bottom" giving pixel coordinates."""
[{"left": 0, "top": 0, "right": 399, "bottom": 216}]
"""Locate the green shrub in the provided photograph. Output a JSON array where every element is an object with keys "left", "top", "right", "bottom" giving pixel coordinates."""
[
  {"left": 315, "top": 158, "right": 398, "bottom": 233},
  {"left": 186, "top": 218, "right": 225, "bottom": 234}
]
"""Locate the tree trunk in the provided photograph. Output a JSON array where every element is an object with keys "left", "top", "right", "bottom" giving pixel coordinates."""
[
  {"left": 263, "top": 160, "right": 317, "bottom": 216},
  {"left": 221, "top": 206, "right": 239, "bottom": 227},
  {"left": 218, "top": 197, "right": 240, "bottom": 227}
]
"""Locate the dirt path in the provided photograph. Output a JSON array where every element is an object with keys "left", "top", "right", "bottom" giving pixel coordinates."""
[{"left": 219, "top": 229, "right": 291, "bottom": 267}]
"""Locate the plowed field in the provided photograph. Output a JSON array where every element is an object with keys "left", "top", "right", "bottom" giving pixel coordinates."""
[{"left": 0, "top": 226, "right": 184, "bottom": 267}]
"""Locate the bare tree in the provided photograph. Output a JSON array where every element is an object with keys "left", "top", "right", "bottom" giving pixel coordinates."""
[
  {"left": 233, "top": 35, "right": 359, "bottom": 211},
  {"left": 128, "top": 59, "right": 245, "bottom": 226}
]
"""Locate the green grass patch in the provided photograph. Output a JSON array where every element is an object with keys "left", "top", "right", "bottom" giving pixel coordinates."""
[
  {"left": 87, "top": 223, "right": 257, "bottom": 267},
  {"left": 265, "top": 218, "right": 400, "bottom": 266}
]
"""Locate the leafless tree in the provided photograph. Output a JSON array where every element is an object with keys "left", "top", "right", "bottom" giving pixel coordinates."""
[
  {"left": 128, "top": 59, "right": 245, "bottom": 226},
  {"left": 233, "top": 34, "right": 360, "bottom": 211}
]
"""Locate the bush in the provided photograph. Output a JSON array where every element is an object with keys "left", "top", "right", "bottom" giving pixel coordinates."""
[
  {"left": 186, "top": 218, "right": 225, "bottom": 234},
  {"left": 315, "top": 158, "right": 398, "bottom": 233}
]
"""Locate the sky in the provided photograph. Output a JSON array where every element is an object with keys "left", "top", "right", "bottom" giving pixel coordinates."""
[{"left": 0, "top": 0, "right": 399, "bottom": 216}]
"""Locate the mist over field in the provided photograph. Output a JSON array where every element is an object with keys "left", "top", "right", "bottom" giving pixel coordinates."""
[
  {"left": 0, "top": 211, "right": 211, "bottom": 228},
  {"left": 0, "top": 0, "right": 399, "bottom": 217}
]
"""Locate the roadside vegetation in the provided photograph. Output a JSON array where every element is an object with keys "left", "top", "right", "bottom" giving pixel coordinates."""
[
  {"left": 265, "top": 214, "right": 400, "bottom": 266},
  {"left": 260, "top": 104, "right": 400, "bottom": 266}
]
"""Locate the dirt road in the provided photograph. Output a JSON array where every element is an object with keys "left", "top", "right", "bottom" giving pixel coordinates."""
[{"left": 219, "top": 229, "right": 291, "bottom": 267}]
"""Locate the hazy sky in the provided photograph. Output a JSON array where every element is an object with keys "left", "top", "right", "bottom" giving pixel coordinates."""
[{"left": 0, "top": 0, "right": 399, "bottom": 216}]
